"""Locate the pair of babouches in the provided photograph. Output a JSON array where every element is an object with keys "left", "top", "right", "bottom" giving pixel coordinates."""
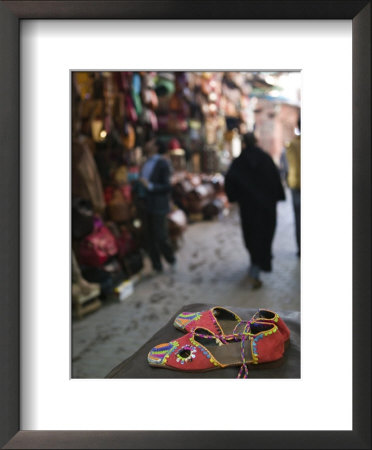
[{"left": 147, "top": 306, "right": 290, "bottom": 378}]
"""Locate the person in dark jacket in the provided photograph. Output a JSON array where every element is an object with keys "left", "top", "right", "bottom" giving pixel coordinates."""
[
  {"left": 224, "top": 132, "right": 285, "bottom": 288},
  {"left": 139, "top": 138, "right": 176, "bottom": 273}
]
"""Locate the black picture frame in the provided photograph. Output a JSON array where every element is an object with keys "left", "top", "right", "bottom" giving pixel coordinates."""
[{"left": 0, "top": 1, "right": 370, "bottom": 449}]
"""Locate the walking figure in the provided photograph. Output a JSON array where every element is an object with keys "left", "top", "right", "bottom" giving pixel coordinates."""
[{"left": 225, "top": 132, "right": 285, "bottom": 288}]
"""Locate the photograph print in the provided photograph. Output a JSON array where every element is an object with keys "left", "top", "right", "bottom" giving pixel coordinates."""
[{"left": 71, "top": 71, "right": 301, "bottom": 379}]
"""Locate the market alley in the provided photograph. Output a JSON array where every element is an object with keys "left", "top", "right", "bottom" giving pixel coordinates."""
[{"left": 72, "top": 188, "right": 300, "bottom": 378}]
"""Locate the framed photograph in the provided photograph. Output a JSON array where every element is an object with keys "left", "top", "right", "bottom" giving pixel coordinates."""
[
  {"left": 69, "top": 68, "right": 302, "bottom": 381},
  {"left": 0, "top": 1, "right": 370, "bottom": 449}
]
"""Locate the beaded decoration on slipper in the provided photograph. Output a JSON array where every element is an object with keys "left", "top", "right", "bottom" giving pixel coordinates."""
[
  {"left": 148, "top": 327, "right": 223, "bottom": 371},
  {"left": 148, "top": 322, "right": 285, "bottom": 378},
  {"left": 174, "top": 306, "right": 290, "bottom": 343},
  {"left": 251, "top": 309, "right": 290, "bottom": 342},
  {"left": 173, "top": 306, "right": 242, "bottom": 336}
]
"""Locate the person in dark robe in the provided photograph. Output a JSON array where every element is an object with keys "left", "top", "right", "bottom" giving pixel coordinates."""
[{"left": 224, "top": 132, "right": 285, "bottom": 288}]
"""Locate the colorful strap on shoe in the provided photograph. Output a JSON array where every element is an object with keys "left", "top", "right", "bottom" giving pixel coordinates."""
[
  {"left": 237, "top": 322, "right": 251, "bottom": 379},
  {"left": 193, "top": 320, "right": 252, "bottom": 379}
]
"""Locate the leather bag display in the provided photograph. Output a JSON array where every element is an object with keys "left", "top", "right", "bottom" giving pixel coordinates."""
[
  {"left": 106, "top": 222, "right": 137, "bottom": 258},
  {"left": 168, "top": 208, "right": 187, "bottom": 240},
  {"left": 72, "top": 197, "right": 94, "bottom": 240},
  {"left": 78, "top": 225, "right": 118, "bottom": 267},
  {"left": 72, "top": 135, "right": 106, "bottom": 214},
  {"left": 185, "top": 182, "right": 215, "bottom": 213},
  {"left": 106, "top": 188, "right": 133, "bottom": 223},
  {"left": 202, "top": 198, "right": 224, "bottom": 220}
]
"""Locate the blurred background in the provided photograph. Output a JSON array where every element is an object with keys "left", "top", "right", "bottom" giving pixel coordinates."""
[{"left": 71, "top": 71, "right": 301, "bottom": 378}]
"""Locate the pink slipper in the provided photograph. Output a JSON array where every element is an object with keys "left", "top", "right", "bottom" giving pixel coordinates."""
[
  {"left": 173, "top": 306, "right": 290, "bottom": 343},
  {"left": 148, "top": 321, "right": 285, "bottom": 378}
]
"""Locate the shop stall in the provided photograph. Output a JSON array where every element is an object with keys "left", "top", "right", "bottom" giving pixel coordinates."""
[{"left": 71, "top": 71, "right": 300, "bottom": 318}]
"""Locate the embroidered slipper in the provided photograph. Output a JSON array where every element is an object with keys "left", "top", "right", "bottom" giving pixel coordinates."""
[
  {"left": 173, "top": 306, "right": 242, "bottom": 335},
  {"left": 173, "top": 306, "right": 290, "bottom": 343},
  {"left": 148, "top": 322, "right": 285, "bottom": 378},
  {"left": 251, "top": 309, "right": 290, "bottom": 343}
]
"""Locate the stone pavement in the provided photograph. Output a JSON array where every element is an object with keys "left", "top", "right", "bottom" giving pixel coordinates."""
[{"left": 72, "top": 189, "right": 300, "bottom": 378}]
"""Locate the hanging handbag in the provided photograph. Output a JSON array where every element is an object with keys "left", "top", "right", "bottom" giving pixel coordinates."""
[
  {"left": 78, "top": 225, "right": 118, "bottom": 267},
  {"left": 122, "top": 122, "right": 136, "bottom": 149},
  {"left": 106, "top": 188, "right": 133, "bottom": 223},
  {"left": 125, "top": 94, "right": 138, "bottom": 122}
]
